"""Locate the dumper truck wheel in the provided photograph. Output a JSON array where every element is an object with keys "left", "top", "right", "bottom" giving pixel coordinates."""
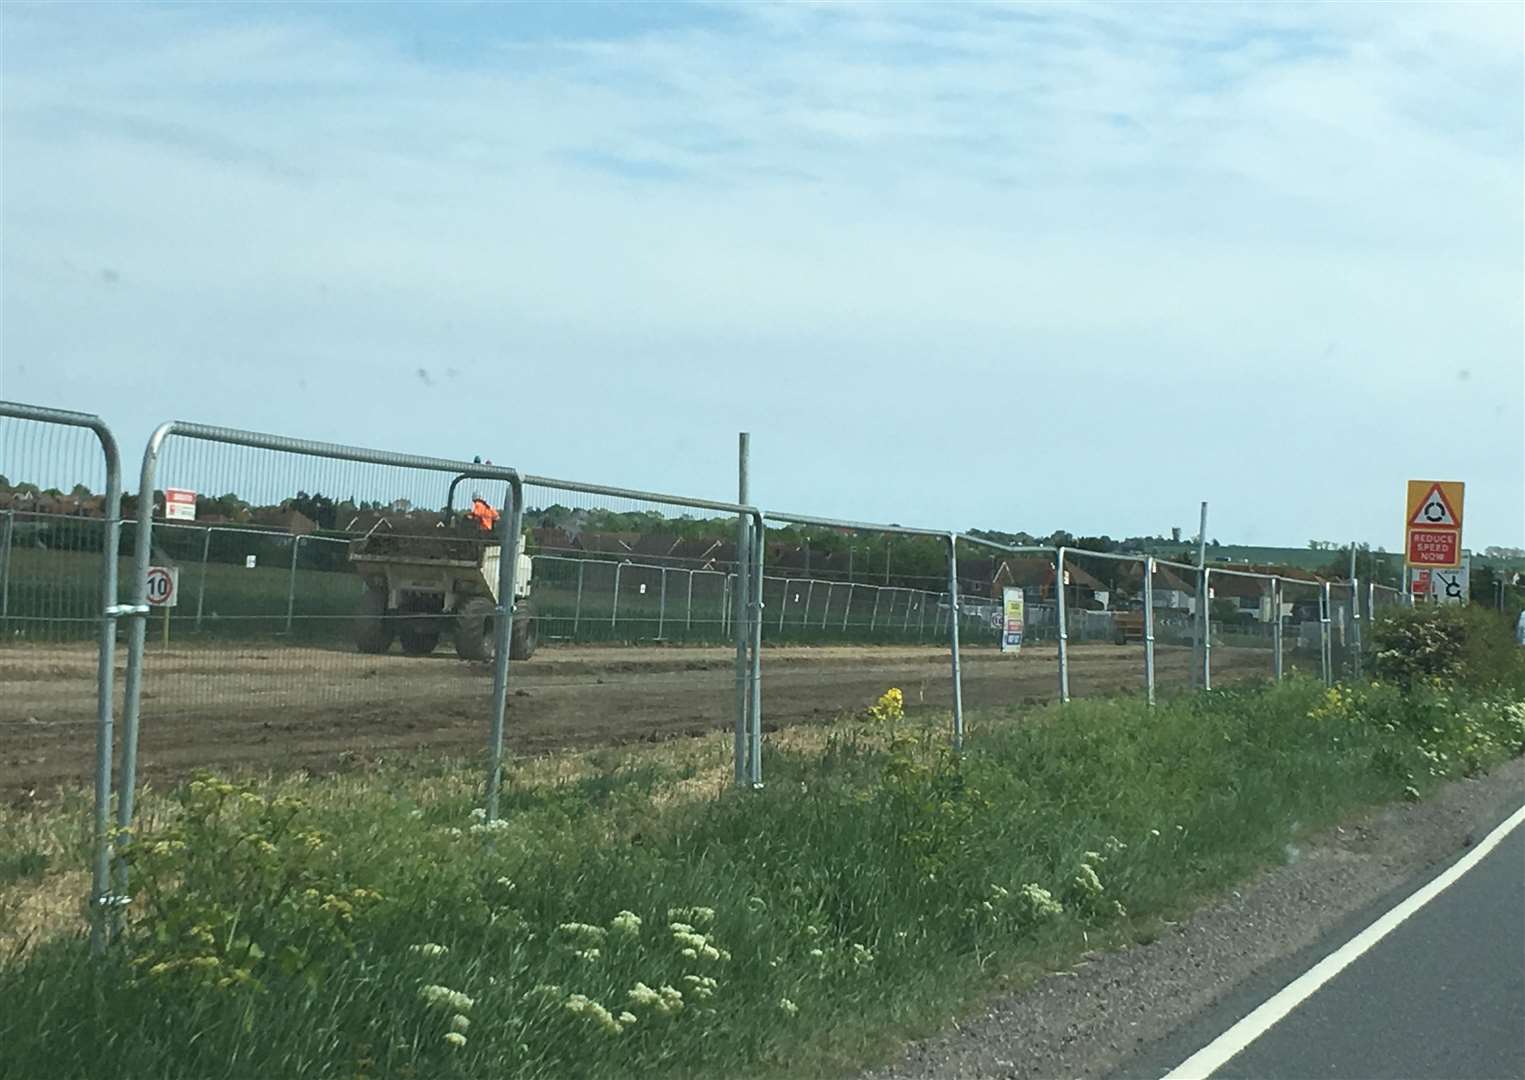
[
  {"left": 510, "top": 602, "right": 538, "bottom": 661},
  {"left": 453, "top": 597, "right": 496, "bottom": 662},
  {"left": 355, "top": 588, "right": 394, "bottom": 654},
  {"left": 398, "top": 620, "right": 442, "bottom": 656}
]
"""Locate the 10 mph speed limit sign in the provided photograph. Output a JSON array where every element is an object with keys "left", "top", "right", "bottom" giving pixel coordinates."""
[{"left": 146, "top": 566, "right": 179, "bottom": 608}]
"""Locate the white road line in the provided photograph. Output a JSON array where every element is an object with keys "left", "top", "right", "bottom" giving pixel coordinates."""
[{"left": 1164, "top": 799, "right": 1525, "bottom": 1080}]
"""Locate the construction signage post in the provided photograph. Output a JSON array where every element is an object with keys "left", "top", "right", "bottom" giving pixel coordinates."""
[{"left": 1404, "top": 480, "right": 1465, "bottom": 602}]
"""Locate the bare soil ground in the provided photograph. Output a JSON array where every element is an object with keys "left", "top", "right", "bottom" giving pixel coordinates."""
[{"left": 0, "top": 641, "right": 1273, "bottom": 800}]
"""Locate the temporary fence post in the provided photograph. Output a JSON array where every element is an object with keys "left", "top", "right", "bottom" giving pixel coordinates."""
[
  {"left": 803, "top": 580, "right": 814, "bottom": 631},
  {"left": 747, "top": 516, "right": 764, "bottom": 788},
  {"left": 194, "top": 527, "right": 212, "bottom": 631},
  {"left": 1202, "top": 568, "right": 1213, "bottom": 691},
  {"left": 1271, "top": 577, "right": 1283, "bottom": 681},
  {"left": 1319, "top": 581, "right": 1332, "bottom": 686},
  {"left": 572, "top": 561, "right": 584, "bottom": 638},
  {"left": 284, "top": 535, "right": 304, "bottom": 635},
  {"left": 1191, "top": 502, "right": 1208, "bottom": 688},
  {"left": 947, "top": 534, "right": 965, "bottom": 750},
  {"left": 611, "top": 562, "right": 622, "bottom": 628},
  {"left": 1143, "top": 557, "right": 1156, "bottom": 706},
  {"left": 115, "top": 424, "right": 171, "bottom": 935},
  {"left": 902, "top": 588, "right": 914, "bottom": 631},
  {"left": 778, "top": 580, "right": 791, "bottom": 634},
  {"left": 657, "top": 568, "right": 667, "bottom": 639},
  {"left": 841, "top": 582, "right": 854, "bottom": 632},
  {"left": 685, "top": 570, "right": 694, "bottom": 634},
  {"left": 484, "top": 483, "right": 524, "bottom": 822},
  {"left": 0, "top": 508, "right": 13, "bottom": 632},
  {"left": 1349, "top": 577, "right": 1362, "bottom": 679},
  {"left": 1056, "top": 547, "right": 1071, "bottom": 703},
  {"left": 917, "top": 587, "right": 927, "bottom": 640},
  {"left": 721, "top": 574, "right": 731, "bottom": 639},
  {"left": 820, "top": 582, "right": 832, "bottom": 630},
  {"left": 870, "top": 587, "right": 881, "bottom": 633},
  {"left": 734, "top": 436, "right": 752, "bottom": 788}
]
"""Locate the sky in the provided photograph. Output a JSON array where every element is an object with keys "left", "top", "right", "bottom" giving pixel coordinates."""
[{"left": 2, "top": 1, "right": 1521, "bottom": 551}]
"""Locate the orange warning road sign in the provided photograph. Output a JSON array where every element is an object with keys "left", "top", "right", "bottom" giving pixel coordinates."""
[
  {"left": 1404, "top": 480, "right": 1464, "bottom": 570},
  {"left": 1406, "top": 481, "right": 1464, "bottom": 529}
]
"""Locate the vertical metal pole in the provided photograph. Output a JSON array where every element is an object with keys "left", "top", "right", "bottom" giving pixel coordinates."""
[
  {"left": 88, "top": 429, "right": 122, "bottom": 955},
  {"left": 611, "top": 562, "right": 622, "bottom": 628},
  {"left": 1143, "top": 557, "right": 1156, "bottom": 706},
  {"left": 803, "top": 579, "right": 815, "bottom": 632},
  {"left": 657, "top": 567, "right": 667, "bottom": 639},
  {"left": 1272, "top": 577, "right": 1284, "bottom": 681},
  {"left": 870, "top": 587, "right": 881, "bottom": 632},
  {"left": 284, "top": 534, "right": 304, "bottom": 635},
  {"left": 0, "top": 509, "right": 12, "bottom": 632},
  {"left": 1056, "top": 548, "right": 1071, "bottom": 703},
  {"left": 1319, "top": 581, "right": 1332, "bottom": 686},
  {"left": 842, "top": 582, "right": 854, "bottom": 632},
  {"left": 947, "top": 534, "right": 964, "bottom": 750},
  {"left": 194, "top": 527, "right": 212, "bottom": 631},
  {"left": 116, "top": 424, "right": 172, "bottom": 928},
  {"left": 1202, "top": 568, "right": 1212, "bottom": 691},
  {"left": 1191, "top": 501, "right": 1208, "bottom": 688},
  {"left": 1348, "top": 546, "right": 1362, "bottom": 680},
  {"left": 685, "top": 570, "right": 694, "bottom": 634},
  {"left": 721, "top": 574, "right": 731, "bottom": 639},
  {"left": 484, "top": 485, "right": 524, "bottom": 822},
  {"left": 572, "top": 561, "right": 584, "bottom": 638},
  {"left": 748, "top": 517, "right": 764, "bottom": 788},
  {"left": 820, "top": 582, "right": 832, "bottom": 630},
  {"left": 778, "top": 580, "right": 790, "bottom": 634},
  {"left": 734, "top": 434, "right": 751, "bottom": 787},
  {"left": 902, "top": 588, "right": 914, "bottom": 631}
]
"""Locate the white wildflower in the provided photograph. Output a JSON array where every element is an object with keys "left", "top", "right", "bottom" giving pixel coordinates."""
[
  {"left": 850, "top": 943, "right": 875, "bottom": 966},
  {"left": 420, "top": 985, "right": 474, "bottom": 1012},
  {"left": 1017, "top": 883, "right": 1063, "bottom": 920},
  {"left": 449, "top": 1014, "right": 470, "bottom": 1033},
  {"left": 778, "top": 997, "right": 799, "bottom": 1016},
  {"left": 443, "top": 1031, "right": 467, "bottom": 1049},
  {"left": 1074, "top": 864, "right": 1103, "bottom": 897},
  {"left": 469, "top": 807, "right": 487, "bottom": 822},
  {"left": 469, "top": 818, "right": 511, "bottom": 835},
  {"left": 610, "top": 910, "right": 642, "bottom": 937}
]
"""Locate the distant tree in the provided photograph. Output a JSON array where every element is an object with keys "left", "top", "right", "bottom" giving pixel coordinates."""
[{"left": 69, "top": 483, "right": 93, "bottom": 498}]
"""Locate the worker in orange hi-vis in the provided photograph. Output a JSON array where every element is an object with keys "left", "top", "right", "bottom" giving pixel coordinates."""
[{"left": 468, "top": 497, "right": 500, "bottom": 532}]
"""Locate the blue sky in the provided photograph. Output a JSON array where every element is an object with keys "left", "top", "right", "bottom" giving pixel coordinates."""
[{"left": 2, "top": 2, "right": 1521, "bottom": 549}]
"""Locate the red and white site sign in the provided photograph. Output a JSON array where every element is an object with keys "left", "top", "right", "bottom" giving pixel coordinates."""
[
  {"left": 1407, "top": 529, "right": 1459, "bottom": 567},
  {"left": 165, "top": 488, "right": 196, "bottom": 522}
]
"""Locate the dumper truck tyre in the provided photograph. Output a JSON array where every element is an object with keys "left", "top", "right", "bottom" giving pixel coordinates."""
[
  {"left": 453, "top": 597, "right": 497, "bottom": 662},
  {"left": 510, "top": 601, "right": 538, "bottom": 661},
  {"left": 398, "top": 619, "right": 442, "bottom": 656},
  {"left": 355, "top": 588, "right": 394, "bottom": 654}
]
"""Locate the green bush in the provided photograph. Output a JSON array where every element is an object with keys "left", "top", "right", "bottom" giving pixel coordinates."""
[{"left": 1371, "top": 605, "right": 1525, "bottom": 692}]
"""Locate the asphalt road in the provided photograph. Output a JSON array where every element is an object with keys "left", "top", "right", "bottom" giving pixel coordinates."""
[{"left": 1167, "top": 808, "right": 1525, "bottom": 1079}]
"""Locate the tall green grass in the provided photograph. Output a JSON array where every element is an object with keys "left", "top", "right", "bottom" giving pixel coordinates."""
[{"left": 3, "top": 676, "right": 1521, "bottom": 1080}]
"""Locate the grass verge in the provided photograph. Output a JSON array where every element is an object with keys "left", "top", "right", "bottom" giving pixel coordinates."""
[{"left": 2, "top": 677, "right": 1523, "bottom": 1079}]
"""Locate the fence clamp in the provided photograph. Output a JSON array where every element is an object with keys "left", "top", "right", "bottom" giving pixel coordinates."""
[{"left": 104, "top": 603, "right": 151, "bottom": 619}]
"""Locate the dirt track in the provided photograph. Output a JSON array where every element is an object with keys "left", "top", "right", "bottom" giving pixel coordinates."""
[{"left": 1, "top": 641, "right": 1274, "bottom": 798}]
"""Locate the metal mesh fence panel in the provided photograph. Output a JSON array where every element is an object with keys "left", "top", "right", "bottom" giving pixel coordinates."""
[
  {"left": 1277, "top": 577, "right": 1326, "bottom": 681},
  {"left": 515, "top": 478, "right": 753, "bottom": 760},
  {"left": 1206, "top": 568, "right": 1277, "bottom": 688},
  {"left": 1150, "top": 559, "right": 1201, "bottom": 697},
  {"left": 755, "top": 516, "right": 967, "bottom": 742},
  {"left": 1059, "top": 549, "right": 1150, "bottom": 703},
  {"left": 115, "top": 430, "right": 525, "bottom": 796}
]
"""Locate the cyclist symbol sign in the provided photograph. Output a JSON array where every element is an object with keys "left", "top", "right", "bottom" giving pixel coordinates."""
[{"left": 145, "top": 566, "right": 179, "bottom": 608}]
